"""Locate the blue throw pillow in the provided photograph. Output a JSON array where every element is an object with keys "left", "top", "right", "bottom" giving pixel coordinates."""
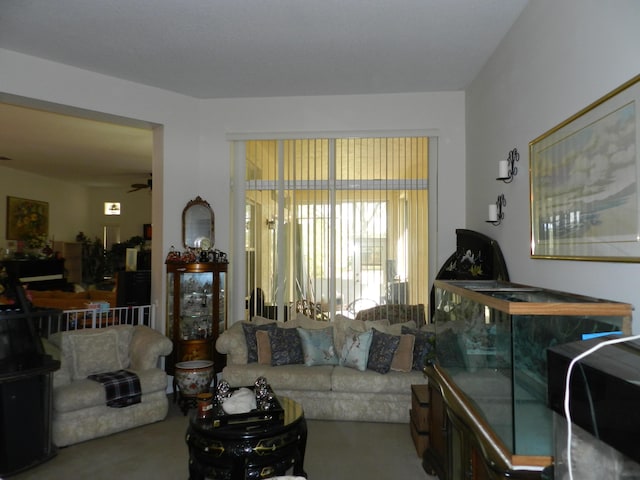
[
  {"left": 340, "top": 329, "right": 373, "bottom": 371},
  {"left": 269, "top": 327, "right": 304, "bottom": 366},
  {"left": 242, "top": 322, "right": 277, "bottom": 363},
  {"left": 402, "top": 326, "right": 436, "bottom": 371},
  {"left": 367, "top": 328, "right": 401, "bottom": 374},
  {"left": 297, "top": 327, "right": 339, "bottom": 366}
]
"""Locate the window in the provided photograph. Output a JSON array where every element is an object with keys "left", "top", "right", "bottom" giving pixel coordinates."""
[{"left": 238, "top": 136, "right": 428, "bottom": 321}]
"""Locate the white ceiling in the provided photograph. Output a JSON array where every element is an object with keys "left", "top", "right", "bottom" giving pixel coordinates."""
[
  {"left": 0, "top": 0, "right": 528, "bottom": 187},
  {"left": 0, "top": 100, "right": 154, "bottom": 189}
]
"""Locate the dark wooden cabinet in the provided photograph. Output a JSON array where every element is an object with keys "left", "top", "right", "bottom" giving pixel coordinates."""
[
  {"left": 165, "top": 262, "right": 227, "bottom": 376},
  {"left": 424, "top": 378, "right": 447, "bottom": 479},
  {"left": 410, "top": 384, "right": 430, "bottom": 457},
  {"left": 423, "top": 364, "right": 553, "bottom": 480}
]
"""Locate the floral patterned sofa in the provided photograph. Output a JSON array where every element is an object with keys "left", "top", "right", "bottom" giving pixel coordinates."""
[
  {"left": 216, "top": 313, "right": 434, "bottom": 423},
  {"left": 43, "top": 324, "right": 173, "bottom": 446}
]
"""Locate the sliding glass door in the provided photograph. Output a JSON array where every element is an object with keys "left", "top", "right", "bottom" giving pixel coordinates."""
[{"left": 243, "top": 136, "right": 428, "bottom": 320}]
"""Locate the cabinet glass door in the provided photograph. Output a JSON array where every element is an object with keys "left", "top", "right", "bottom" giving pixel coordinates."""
[
  {"left": 179, "top": 272, "right": 213, "bottom": 340},
  {"left": 167, "top": 272, "right": 175, "bottom": 338},
  {"left": 218, "top": 271, "right": 226, "bottom": 334}
]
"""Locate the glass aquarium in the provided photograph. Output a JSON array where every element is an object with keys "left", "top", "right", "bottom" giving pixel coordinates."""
[{"left": 432, "top": 279, "right": 631, "bottom": 457}]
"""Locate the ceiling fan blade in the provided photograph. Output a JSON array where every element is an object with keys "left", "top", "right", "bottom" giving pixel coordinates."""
[{"left": 127, "top": 174, "right": 152, "bottom": 192}]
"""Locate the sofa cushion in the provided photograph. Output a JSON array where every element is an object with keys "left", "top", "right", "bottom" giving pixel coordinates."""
[
  {"left": 222, "top": 364, "right": 334, "bottom": 391},
  {"left": 367, "top": 328, "right": 401, "bottom": 374},
  {"left": 242, "top": 322, "right": 278, "bottom": 363},
  {"left": 269, "top": 327, "right": 304, "bottom": 366},
  {"left": 331, "top": 365, "right": 425, "bottom": 394},
  {"left": 255, "top": 330, "right": 272, "bottom": 365},
  {"left": 292, "top": 315, "right": 334, "bottom": 330},
  {"left": 69, "top": 330, "right": 122, "bottom": 379},
  {"left": 53, "top": 368, "right": 166, "bottom": 413},
  {"left": 402, "top": 326, "right": 436, "bottom": 371},
  {"left": 332, "top": 315, "right": 389, "bottom": 354},
  {"left": 55, "top": 325, "right": 134, "bottom": 380},
  {"left": 390, "top": 333, "right": 415, "bottom": 373},
  {"left": 297, "top": 326, "right": 339, "bottom": 366},
  {"left": 340, "top": 328, "right": 373, "bottom": 371}
]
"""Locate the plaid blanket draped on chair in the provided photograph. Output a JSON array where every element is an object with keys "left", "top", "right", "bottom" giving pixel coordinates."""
[{"left": 88, "top": 370, "right": 142, "bottom": 408}]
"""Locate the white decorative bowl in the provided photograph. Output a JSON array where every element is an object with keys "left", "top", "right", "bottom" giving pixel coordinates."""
[{"left": 175, "top": 360, "right": 214, "bottom": 397}]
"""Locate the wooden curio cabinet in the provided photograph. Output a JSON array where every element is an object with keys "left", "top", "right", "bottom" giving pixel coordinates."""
[{"left": 165, "top": 261, "right": 227, "bottom": 376}]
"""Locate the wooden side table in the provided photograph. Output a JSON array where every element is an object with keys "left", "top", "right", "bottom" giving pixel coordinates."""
[{"left": 410, "top": 384, "right": 430, "bottom": 457}]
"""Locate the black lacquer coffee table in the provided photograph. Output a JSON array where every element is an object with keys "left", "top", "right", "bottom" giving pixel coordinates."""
[{"left": 186, "top": 396, "right": 308, "bottom": 480}]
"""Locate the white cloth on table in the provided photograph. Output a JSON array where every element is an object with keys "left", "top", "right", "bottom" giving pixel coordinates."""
[{"left": 221, "top": 387, "right": 256, "bottom": 414}]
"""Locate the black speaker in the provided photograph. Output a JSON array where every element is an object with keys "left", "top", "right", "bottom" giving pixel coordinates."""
[
  {"left": 116, "top": 270, "right": 152, "bottom": 307},
  {"left": 0, "top": 376, "right": 53, "bottom": 476}
]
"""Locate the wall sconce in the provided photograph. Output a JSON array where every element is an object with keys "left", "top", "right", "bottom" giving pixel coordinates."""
[
  {"left": 486, "top": 194, "right": 506, "bottom": 226},
  {"left": 266, "top": 217, "right": 276, "bottom": 230},
  {"left": 497, "top": 148, "right": 519, "bottom": 183}
]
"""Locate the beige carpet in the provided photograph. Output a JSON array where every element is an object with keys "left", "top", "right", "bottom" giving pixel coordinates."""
[{"left": 12, "top": 396, "right": 435, "bottom": 480}]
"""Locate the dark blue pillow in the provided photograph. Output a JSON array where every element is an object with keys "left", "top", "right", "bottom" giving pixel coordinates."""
[
  {"left": 242, "top": 322, "right": 277, "bottom": 363},
  {"left": 367, "top": 328, "right": 401, "bottom": 374},
  {"left": 269, "top": 327, "right": 304, "bottom": 366},
  {"left": 402, "top": 326, "right": 436, "bottom": 371}
]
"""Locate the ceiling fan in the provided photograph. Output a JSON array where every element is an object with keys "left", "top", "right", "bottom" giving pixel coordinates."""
[{"left": 128, "top": 175, "right": 152, "bottom": 193}]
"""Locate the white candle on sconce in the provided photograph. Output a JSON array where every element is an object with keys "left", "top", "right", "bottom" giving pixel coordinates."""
[
  {"left": 488, "top": 204, "right": 498, "bottom": 222},
  {"left": 499, "top": 160, "right": 509, "bottom": 178}
]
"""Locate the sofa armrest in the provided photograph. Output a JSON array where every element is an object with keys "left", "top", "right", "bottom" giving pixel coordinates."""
[
  {"left": 42, "top": 335, "right": 72, "bottom": 387},
  {"left": 216, "top": 321, "right": 248, "bottom": 365},
  {"left": 129, "top": 325, "right": 173, "bottom": 370}
]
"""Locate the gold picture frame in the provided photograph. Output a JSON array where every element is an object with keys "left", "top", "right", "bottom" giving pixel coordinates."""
[
  {"left": 530, "top": 74, "right": 640, "bottom": 262},
  {"left": 6, "top": 196, "right": 49, "bottom": 242}
]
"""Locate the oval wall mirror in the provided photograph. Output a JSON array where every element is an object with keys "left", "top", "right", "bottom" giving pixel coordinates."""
[{"left": 182, "top": 196, "right": 214, "bottom": 249}]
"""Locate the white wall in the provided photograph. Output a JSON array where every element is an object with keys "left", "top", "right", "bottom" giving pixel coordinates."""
[
  {"left": 198, "top": 93, "right": 466, "bottom": 320},
  {"left": 87, "top": 187, "right": 152, "bottom": 243},
  {"left": 1, "top": 48, "right": 466, "bottom": 326},
  {"left": 1, "top": 48, "right": 200, "bottom": 327},
  {"left": 466, "top": 0, "right": 640, "bottom": 331},
  {"left": 0, "top": 166, "right": 152, "bottom": 251},
  {"left": 0, "top": 166, "right": 88, "bottom": 246}
]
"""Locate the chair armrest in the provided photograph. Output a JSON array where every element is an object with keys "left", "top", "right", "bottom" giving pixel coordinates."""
[{"left": 130, "top": 325, "right": 173, "bottom": 370}]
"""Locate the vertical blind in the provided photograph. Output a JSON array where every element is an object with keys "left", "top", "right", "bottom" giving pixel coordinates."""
[{"left": 243, "top": 136, "right": 428, "bottom": 321}]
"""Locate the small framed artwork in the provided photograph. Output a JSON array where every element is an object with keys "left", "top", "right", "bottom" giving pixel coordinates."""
[
  {"left": 530, "top": 74, "right": 640, "bottom": 262},
  {"left": 143, "top": 223, "right": 152, "bottom": 240},
  {"left": 6, "top": 196, "right": 49, "bottom": 241}
]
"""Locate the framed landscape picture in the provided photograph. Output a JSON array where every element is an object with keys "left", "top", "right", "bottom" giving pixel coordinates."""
[
  {"left": 530, "top": 74, "right": 640, "bottom": 262},
  {"left": 6, "top": 196, "right": 49, "bottom": 242}
]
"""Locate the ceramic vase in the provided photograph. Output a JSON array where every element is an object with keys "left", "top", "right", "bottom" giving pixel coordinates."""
[{"left": 175, "top": 360, "right": 214, "bottom": 397}]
